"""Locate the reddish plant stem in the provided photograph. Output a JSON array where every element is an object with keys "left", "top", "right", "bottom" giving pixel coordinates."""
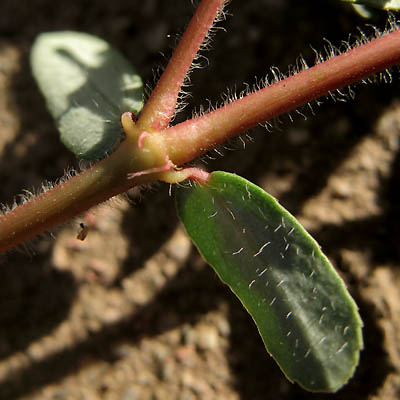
[
  {"left": 0, "top": 0, "right": 226, "bottom": 253},
  {"left": 137, "top": 0, "right": 226, "bottom": 132},
  {"left": 2, "top": 18, "right": 400, "bottom": 253},
  {"left": 0, "top": 138, "right": 163, "bottom": 253},
  {"left": 163, "top": 29, "right": 400, "bottom": 165}
]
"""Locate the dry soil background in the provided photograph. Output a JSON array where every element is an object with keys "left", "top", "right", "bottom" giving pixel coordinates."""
[{"left": 0, "top": 0, "right": 400, "bottom": 399}]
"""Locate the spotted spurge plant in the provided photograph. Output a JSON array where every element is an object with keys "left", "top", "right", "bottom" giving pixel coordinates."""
[{"left": 2, "top": 0, "right": 400, "bottom": 392}]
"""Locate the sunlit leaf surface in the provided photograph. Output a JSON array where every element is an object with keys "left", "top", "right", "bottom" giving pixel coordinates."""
[{"left": 176, "top": 171, "right": 363, "bottom": 392}]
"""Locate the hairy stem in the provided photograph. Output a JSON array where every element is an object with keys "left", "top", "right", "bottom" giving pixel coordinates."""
[
  {"left": 2, "top": 15, "right": 400, "bottom": 253},
  {"left": 164, "top": 28, "right": 400, "bottom": 165},
  {"left": 137, "top": 0, "right": 227, "bottom": 131},
  {"left": 0, "top": 127, "right": 168, "bottom": 253}
]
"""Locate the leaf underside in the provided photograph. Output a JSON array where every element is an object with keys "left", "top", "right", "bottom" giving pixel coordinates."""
[
  {"left": 30, "top": 31, "right": 143, "bottom": 160},
  {"left": 176, "top": 171, "right": 363, "bottom": 393}
]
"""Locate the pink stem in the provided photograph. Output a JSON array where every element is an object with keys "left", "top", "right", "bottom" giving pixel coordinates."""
[
  {"left": 163, "top": 28, "right": 400, "bottom": 165},
  {"left": 0, "top": 141, "right": 161, "bottom": 253},
  {"left": 2, "top": 13, "right": 400, "bottom": 253},
  {"left": 137, "top": 0, "right": 227, "bottom": 132}
]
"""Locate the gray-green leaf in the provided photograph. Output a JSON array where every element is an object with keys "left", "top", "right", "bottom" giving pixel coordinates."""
[
  {"left": 176, "top": 171, "right": 363, "bottom": 392},
  {"left": 30, "top": 31, "right": 143, "bottom": 160}
]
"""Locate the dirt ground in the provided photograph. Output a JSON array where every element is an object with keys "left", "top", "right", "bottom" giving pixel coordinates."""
[{"left": 0, "top": 0, "right": 400, "bottom": 399}]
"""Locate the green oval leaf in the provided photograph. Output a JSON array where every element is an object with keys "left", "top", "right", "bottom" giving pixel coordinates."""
[
  {"left": 176, "top": 171, "right": 363, "bottom": 393},
  {"left": 30, "top": 31, "right": 143, "bottom": 160}
]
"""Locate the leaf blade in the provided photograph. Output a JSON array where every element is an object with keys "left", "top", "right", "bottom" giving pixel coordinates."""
[
  {"left": 30, "top": 31, "right": 143, "bottom": 160},
  {"left": 176, "top": 171, "right": 363, "bottom": 392}
]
